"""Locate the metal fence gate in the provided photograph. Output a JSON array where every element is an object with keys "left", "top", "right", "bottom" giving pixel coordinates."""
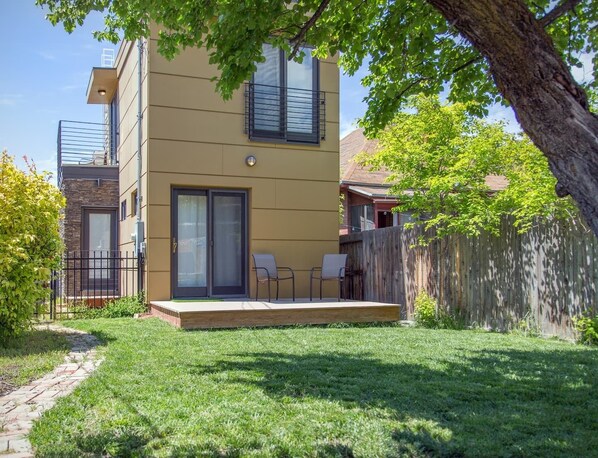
[{"left": 46, "top": 251, "right": 144, "bottom": 319}]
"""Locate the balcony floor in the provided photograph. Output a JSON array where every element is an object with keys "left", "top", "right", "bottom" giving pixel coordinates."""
[{"left": 150, "top": 299, "right": 400, "bottom": 330}]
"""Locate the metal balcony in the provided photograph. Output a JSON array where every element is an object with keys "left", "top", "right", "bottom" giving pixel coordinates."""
[
  {"left": 57, "top": 120, "right": 117, "bottom": 186},
  {"left": 244, "top": 83, "right": 326, "bottom": 144}
]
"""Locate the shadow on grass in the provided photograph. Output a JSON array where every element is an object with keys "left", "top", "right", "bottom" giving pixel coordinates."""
[
  {"left": 186, "top": 348, "right": 597, "bottom": 456},
  {"left": 0, "top": 329, "right": 71, "bottom": 356},
  {"left": 164, "top": 442, "right": 357, "bottom": 458},
  {"left": 32, "top": 330, "right": 598, "bottom": 457}
]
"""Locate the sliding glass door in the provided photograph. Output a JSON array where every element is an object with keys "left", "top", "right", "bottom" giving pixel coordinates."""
[{"left": 172, "top": 189, "right": 247, "bottom": 298}]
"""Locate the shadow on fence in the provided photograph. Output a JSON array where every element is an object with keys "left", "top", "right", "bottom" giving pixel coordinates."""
[{"left": 340, "top": 217, "right": 597, "bottom": 339}]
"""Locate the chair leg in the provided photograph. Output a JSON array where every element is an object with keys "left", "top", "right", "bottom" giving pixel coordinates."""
[
  {"left": 255, "top": 281, "right": 259, "bottom": 301},
  {"left": 337, "top": 279, "right": 340, "bottom": 302},
  {"left": 276, "top": 280, "right": 279, "bottom": 301},
  {"left": 309, "top": 273, "right": 313, "bottom": 301},
  {"left": 267, "top": 280, "right": 271, "bottom": 302},
  {"left": 319, "top": 279, "right": 323, "bottom": 300},
  {"left": 292, "top": 277, "right": 295, "bottom": 301}
]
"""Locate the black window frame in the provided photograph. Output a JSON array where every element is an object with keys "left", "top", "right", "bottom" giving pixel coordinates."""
[
  {"left": 81, "top": 207, "right": 118, "bottom": 291},
  {"left": 109, "top": 93, "right": 119, "bottom": 164},
  {"left": 249, "top": 46, "right": 321, "bottom": 145}
]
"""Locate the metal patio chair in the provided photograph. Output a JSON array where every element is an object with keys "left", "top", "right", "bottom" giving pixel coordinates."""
[
  {"left": 309, "top": 254, "right": 348, "bottom": 301},
  {"left": 252, "top": 254, "right": 295, "bottom": 302}
]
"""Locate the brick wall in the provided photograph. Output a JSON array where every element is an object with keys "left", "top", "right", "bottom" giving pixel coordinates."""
[
  {"left": 60, "top": 178, "right": 119, "bottom": 298},
  {"left": 61, "top": 178, "right": 119, "bottom": 253}
]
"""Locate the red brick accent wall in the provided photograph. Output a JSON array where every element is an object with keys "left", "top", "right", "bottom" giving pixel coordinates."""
[{"left": 61, "top": 178, "right": 119, "bottom": 254}]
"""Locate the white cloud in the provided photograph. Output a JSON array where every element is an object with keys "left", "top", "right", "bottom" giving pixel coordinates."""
[
  {"left": 39, "top": 51, "right": 56, "bottom": 61},
  {"left": 0, "top": 94, "right": 23, "bottom": 106},
  {"left": 60, "top": 84, "right": 86, "bottom": 92},
  {"left": 339, "top": 116, "right": 358, "bottom": 139}
]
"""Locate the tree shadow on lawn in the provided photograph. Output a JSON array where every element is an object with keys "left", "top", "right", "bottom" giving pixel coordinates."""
[
  {"left": 0, "top": 329, "right": 71, "bottom": 357},
  {"left": 188, "top": 347, "right": 597, "bottom": 457}
]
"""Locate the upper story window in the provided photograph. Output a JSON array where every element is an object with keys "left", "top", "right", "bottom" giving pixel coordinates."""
[
  {"left": 245, "top": 44, "right": 325, "bottom": 145},
  {"left": 109, "top": 94, "right": 119, "bottom": 164}
]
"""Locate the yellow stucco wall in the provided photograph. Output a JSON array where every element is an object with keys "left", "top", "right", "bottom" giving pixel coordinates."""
[
  {"left": 117, "top": 37, "right": 340, "bottom": 301},
  {"left": 115, "top": 41, "right": 149, "bottom": 257}
]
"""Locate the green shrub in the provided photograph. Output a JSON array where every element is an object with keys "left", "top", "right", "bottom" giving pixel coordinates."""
[
  {"left": 414, "top": 290, "right": 464, "bottom": 330},
  {"left": 574, "top": 313, "right": 598, "bottom": 346},
  {"left": 512, "top": 311, "right": 541, "bottom": 338},
  {"left": 68, "top": 295, "right": 146, "bottom": 320},
  {"left": 101, "top": 296, "right": 147, "bottom": 318},
  {"left": 414, "top": 290, "right": 438, "bottom": 328},
  {"left": 0, "top": 152, "right": 64, "bottom": 342}
]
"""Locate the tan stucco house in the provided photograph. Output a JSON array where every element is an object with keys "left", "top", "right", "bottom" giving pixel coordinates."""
[{"left": 58, "top": 34, "right": 340, "bottom": 303}]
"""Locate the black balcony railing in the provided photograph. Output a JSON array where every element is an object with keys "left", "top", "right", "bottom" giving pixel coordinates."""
[
  {"left": 245, "top": 83, "right": 326, "bottom": 144},
  {"left": 57, "top": 120, "right": 116, "bottom": 185}
]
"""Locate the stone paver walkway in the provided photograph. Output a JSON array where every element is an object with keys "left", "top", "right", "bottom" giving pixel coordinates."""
[{"left": 0, "top": 325, "right": 103, "bottom": 457}]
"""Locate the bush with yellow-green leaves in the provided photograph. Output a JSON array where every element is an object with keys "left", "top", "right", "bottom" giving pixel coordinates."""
[{"left": 0, "top": 152, "right": 65, "bottom": 341}]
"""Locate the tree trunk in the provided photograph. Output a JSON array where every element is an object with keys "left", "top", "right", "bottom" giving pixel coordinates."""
[{"left": 427, "top": 0, "right": 598, "bottom": 237}]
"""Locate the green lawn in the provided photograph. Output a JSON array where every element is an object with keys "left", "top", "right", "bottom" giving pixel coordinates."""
[
  {"left": 0, "top": 328, "right": 70, "bottom": 396},
  {"left": 29, "top": 319, "right": 597, "bottom": 457}
]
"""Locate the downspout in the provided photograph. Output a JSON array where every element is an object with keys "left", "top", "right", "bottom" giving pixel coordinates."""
[{"left": 136, "top": 38, "right": 145, "bottom": 292}]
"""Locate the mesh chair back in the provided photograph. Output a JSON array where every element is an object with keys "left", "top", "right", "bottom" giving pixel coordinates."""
[
  {"left": 321, "top": 254, "right": 347, "bottom": 279},
  {"left": 252, "top": 254, "right": 278, "bottom": 280}
]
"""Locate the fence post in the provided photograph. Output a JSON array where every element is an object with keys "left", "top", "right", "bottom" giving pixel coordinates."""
[{"left": 50, "top": 271, "right": 56, "bottom": 320}]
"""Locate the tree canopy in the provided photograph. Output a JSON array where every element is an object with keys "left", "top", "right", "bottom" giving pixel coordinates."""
[
  {"left": 36, "top": 0, "right": 598, "bottom": 236},
  {"left": 37, "top": 0, "right": 597, "bottom": 123},
  {"left": 360, "top": 95, "right": 575, "bottom": 241}
]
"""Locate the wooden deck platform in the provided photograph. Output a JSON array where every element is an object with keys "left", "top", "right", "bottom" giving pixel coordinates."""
[{"left": 150, "top": 299, "right": 400, "bottom": 330}]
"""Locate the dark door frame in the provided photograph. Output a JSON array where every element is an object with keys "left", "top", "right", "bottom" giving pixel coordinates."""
[
  {"left": 171, "top": 188, "right": 208, "bottom": 298},
  {"left": 171, "top": 188, "right": 248, "bottom": 299},
  {"left": 81, "top": 206, "right": 118, "bottom": 291}
]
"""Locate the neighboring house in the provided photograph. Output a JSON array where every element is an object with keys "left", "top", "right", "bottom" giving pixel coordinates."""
[
  {"left": 58, "top": 32, "right": 340, "bottom": 302},
  {"left": 339, "top": 128, "right": 508, "bottom": 235},
  {"left": 340, "top": 129, "right": 402, "bottom": 235}
]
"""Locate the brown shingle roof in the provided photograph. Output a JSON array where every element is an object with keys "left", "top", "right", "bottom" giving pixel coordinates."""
[
  {"left": 340, "top": 128, "right": 389, "bottom": 184},
  {"left": 484, "top": 174, "right": 509, "bottom": 191},
  {"left": 340, "top": 129, "right": 509, "bottom": 192}
]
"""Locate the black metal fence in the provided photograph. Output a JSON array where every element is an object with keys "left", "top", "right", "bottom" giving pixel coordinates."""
[{"left": 45, "top": 251, "right": 144, "bottom": 319}]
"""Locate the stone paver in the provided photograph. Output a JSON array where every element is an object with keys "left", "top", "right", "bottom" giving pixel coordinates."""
[{"left": 0, "top": 325, "right": 103, "bottom": 457}]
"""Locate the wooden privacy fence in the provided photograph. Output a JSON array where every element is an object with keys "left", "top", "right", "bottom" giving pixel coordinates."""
[{"left": 340, "top": 218, "right": 598, "bottom": 339}]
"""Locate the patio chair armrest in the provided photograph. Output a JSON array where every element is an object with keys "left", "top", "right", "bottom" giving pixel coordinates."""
[
  {"left": 310, "top": 267, "right": 322, "bottom": 280},
  {"left": 277, "top": 267, "right": 295, "bottom": 278},
  {"left": 253, "top": 266, "right": 272, "bottom": 279},
  {"left": 278, "top": 266, "right": 295, "bottom": 274}
]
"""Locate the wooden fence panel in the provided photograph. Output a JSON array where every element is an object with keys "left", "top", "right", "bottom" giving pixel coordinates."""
[{"left": 339, "top": 218, "right": 597, "bottom": 339}]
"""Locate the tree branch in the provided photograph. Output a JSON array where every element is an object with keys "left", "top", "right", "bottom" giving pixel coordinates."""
[
  {"left": 539, "top": 0, "right": 581, "bottom": 27},
  {"left": 289, "top": 0, "right": 331, "bottom": 59},
  {"left": 451, "top": 55, "right": 482, "bottom": 74},
  {"left": 395, "top": 76, "right": 430, "bottom": 101},
  {"left": 442, "top": 0, "right": 579, "bottom": 78}
]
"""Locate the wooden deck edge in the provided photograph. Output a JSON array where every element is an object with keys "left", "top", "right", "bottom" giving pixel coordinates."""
[
  {"left": 150, "top": 303, "right": 181, "bottom": 328},
  {"left": 150, "top": 302, "right": 401, "bottom": 330}
]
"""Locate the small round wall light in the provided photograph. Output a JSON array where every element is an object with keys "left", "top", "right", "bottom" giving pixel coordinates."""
[
  {"left": 245, "top": 155, "right": 257, "bottom": 167},
  {"left": 98, "top": 89, "right": 107, "bottom": 96}
]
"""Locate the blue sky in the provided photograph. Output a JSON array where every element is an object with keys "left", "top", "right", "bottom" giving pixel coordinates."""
[
  {"left": 0, "top": 1, "right": 522, "bottom": 177},
  {"left": 0, "top": 2, "right": 111, "bottom": 173}
]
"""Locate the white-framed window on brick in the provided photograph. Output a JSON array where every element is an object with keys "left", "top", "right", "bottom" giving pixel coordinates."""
[
  {"left": 82, "top": 207, "right": 118, "bottom": 290},
  {"left": 245, "top": 44, "right": 325, "bottom": 144}
]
